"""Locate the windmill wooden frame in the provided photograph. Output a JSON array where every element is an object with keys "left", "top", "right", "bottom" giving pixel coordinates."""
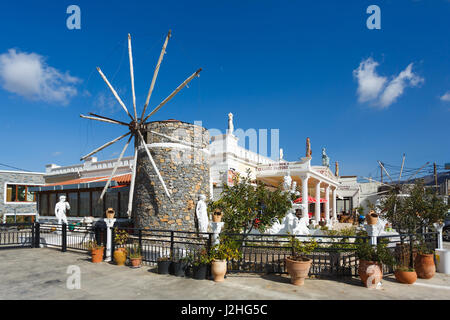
[{"left": 80, "top": 31, "right": 202, "bottom": 217}]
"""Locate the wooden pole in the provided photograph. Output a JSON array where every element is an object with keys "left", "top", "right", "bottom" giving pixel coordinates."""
[
  {"left": 399, "top": 154, "right": 406, "bottom": 182},
  {"left": 136, "top": 130, "right": 171, "bottom": 198},
  {"left": 378, "top": 161, "right": 393, "bottom": 183},
  {"left": 406, "top": 162, "right": 430, "bottom": 183},
  {"left": 80, "top": 114, "right": 124, "bottom": 126},
  {"left": 99, "top": 135, "right": 133, "bottom": 201},
  {"left": 127, "top": 147, "right": 138, "bottom": 218},
  {"left": 88, "top": 113, "right": 129, "bottom": 126},
  {"left": 128, "top": 34, "right": 138, "bottom": 120},
  {"left": 141, "top": 30, "right": 171, "bottom": 122},
  {"left": 143, "top": 68, "right": 202, "bottom": 123},
  {"left": 434, "top": 162, "right": 438, "bottom": 194},
  {"left": 80, "top": 132, "right": 131, "bottom": 161},
  {"left": 97, "top": 67, "right": 134, "bottom": 121}
]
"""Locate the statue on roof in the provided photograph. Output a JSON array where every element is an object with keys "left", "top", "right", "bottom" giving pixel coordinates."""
[
  {"left": 228, "top": 113, "right": 234, "bottom": 135},
  {"left": 279, "top": 148, "right": 284, "bottom": 161},
  {"left": 322, "top": 148, "right": 330, "bottom": 167},
  {"left": 306, "top": 137, "right": 312, "bottom": 158},
  {"left": 335, "top": 161, "right": 340, "bottom": 177}
]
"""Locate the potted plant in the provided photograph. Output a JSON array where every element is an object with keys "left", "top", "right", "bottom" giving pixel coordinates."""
[
  {"left": 209, "top": 238, "right": 241, "bottom": 282},
  {"left": 106, "top": 208, "right": 115, "bottom": 220},
  {"left": 366, "top": 210, "right": 379, "bottom": 225},
  {"left": 114, "top": 228, "right": 129, "bottom": 266},
  {"left": 212, "top": 209, "right": 223, "bottom": 223},
  {"left": 414, "top": 239, "right": 436, "bottom": 279},
  {"left": 128, "top": 242, "right": 142, "bottom": 268},
  {"left": 171, "top": 255, "right": 190, "bottom": 277},
  {"left": 356, "top": 241, "right": 394, "bottom": 288},
  {"left": 157, "top": 256, "right": 172, "bottom": 274},
  {"left": 88, "top": 241, "right": 104, "bottom": 264},
  {"left": 285, "top": 237, "right": 317, "bottom": 286},
  {"left": 191, "top": 249, "right": 211, "bottom": 280}
]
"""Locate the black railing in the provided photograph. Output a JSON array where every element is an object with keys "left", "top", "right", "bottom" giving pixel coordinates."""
[
  {"left": 0, "top": 222, "right": 439, "bottom": 279},
  {"left": 0, "top": 223, "right": 35, "bottom": 248}
]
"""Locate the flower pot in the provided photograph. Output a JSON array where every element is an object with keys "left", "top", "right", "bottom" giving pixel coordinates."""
[
  {"left": 285, "top": 256, "right": 313, "bottom": 286},
  {"left": 394, "top": 269, "right": 417, "bottom": 284},
  {"left": 366, "top": 212, "right": 378, "bottom": 225},
  {"left": 173, "top": 261, "right": 187, "bottom": 277},
  {"left": 415, "top": 253, "right": 436, "bottom": 279},
  {"left": 211, "top": 260, "right": 227, "bottom": 282},
  {"left": 130, "top": 257, "right": 142, "bottom": 268},
  {"left": 358, "top": 260, "right": 383, "bottom": 288},
  {"left": 212, "top": 210, "right": 223, "bottom": 223},
  {"left": 157, "top": 260, "right": 172, "bottom": 274},
  {"left": 192, "top": 264, "right": 208, "bottom": 280},
  {"left": 106, "top": 208, "right": 115, "bottom": 220},
  {"left": 91, "top": 247, "right": 104, "bottom": 263},
  {"left": 114, "top": 249, "right": 127, "bottom": 266}
]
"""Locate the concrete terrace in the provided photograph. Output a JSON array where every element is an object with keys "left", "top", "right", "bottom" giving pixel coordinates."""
[{"left": 1, "top": 248, "right": 450, "bottom": 300}]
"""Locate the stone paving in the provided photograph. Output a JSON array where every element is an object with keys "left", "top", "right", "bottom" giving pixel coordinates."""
[{"left": 0, "top": 248, "right": 449, "bottom": 300}]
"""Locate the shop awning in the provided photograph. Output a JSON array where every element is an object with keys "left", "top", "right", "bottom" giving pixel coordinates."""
[
  {"left": 29, "top": 174, "right": 131, "bottom": 192},
  {"left": 293, "top": 196, "right": 317, "bottom": 204}
]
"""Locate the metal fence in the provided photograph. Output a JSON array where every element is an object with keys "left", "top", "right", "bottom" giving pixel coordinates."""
[
  {"left": 0, "top": 222, "right": 439, "bottom": 279},
  {"left": 0, "top": 223, "right": 35, "bottom": 249}
]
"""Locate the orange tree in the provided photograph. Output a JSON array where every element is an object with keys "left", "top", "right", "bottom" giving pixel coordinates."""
[{"left": 209, "top": 169, "right": 292, "bottom": 235}]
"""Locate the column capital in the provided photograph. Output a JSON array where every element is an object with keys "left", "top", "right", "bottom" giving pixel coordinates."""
[{"left": 299, "top": 173, "right": 310, "bottom": 181}]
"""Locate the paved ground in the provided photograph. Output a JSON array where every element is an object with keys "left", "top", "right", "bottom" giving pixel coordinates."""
[{"left": 0, "top": 248, "right": 449, "bottom": 300}]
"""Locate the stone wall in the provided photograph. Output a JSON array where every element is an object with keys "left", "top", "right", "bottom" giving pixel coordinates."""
[
  {"left": 133, "top": 120, "right": 211, "bottom": 232},
  {"left": 0, "top": 171, "right": 45, "bottom": 218}
]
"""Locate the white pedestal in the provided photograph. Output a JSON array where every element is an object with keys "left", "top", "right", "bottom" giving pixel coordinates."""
[
  {"left": 433, "top": 223, "right": 444, "bottom": 250},
  {"left": 364, "top": 224, "right": 383, "bottom": 246},
  {"left": 104, "top": 218, "right": 116, "bottom": 262},
  {"left": 436, "top": 249, "right": 450, "bottom": 274},
  {"left": 210, "top": 222, "right": 224, "bottom": 246}
]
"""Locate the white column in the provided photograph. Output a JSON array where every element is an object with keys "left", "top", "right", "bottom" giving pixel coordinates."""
[
  {"left": 325, "top": 185, "right": 330, "bottom": 224},
  {"left": 315, "top": 181, "right": 321, "bottom": 223},
  {"left": 332, "top": 187, "right": 337, "bottom": 221},
  {"left": 301, "top": 175, "right": 309, "bottom": 218},
  {"left": 104, "top": 218, "right": 116, "bottom": 262}
]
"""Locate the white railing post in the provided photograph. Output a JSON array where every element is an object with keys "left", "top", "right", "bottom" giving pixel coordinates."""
[{"left": 104, "top": 218, "right": 116, "bottom": 262}]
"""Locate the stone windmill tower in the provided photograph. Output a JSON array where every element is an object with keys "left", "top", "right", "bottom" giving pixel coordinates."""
[{"left": 80, "top": 31, "right": 210, "bottom": 231}]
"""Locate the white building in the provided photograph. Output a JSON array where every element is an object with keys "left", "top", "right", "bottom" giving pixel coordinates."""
[{"left": 209, "top": 113, "right": 277, "bottom": 199}]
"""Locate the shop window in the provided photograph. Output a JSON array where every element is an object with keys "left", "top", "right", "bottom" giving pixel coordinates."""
[
  {"left": 40, "top": 194, "right": 49, "bottom": 216},
  {"left": 68, "top": 192, "right": 78, "bottom": 217},
  {"left": 92, "top": 191, "right": 103, "bottom": 218},
  {"left": 79, "top": 192, "right": 90, "bottom": 216}
]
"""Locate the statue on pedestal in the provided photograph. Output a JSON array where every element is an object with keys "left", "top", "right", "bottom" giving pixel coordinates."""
[
  {"left": 283, "top": 175, "right": 292, "bottom": 192},
  {"left": 228, "top": 113, "right": 234, "bottom": 135},
  {"left": 196, "top": 194, "right": 209, "bottom": 233},
  {"left": 306, "top": 138, "right": 312, "bottom": 158},
  {"left": 322, "top": 148, "right": 330, "bottom": 167},
  {"left": 55, "top": 195, "right": 70, "bottom": 225},
  {"left": 279, "top": 148, "right": 284, "bottom": 161}
]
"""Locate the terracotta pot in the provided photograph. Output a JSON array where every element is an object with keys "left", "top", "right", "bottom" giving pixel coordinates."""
[
  {"left": 211, "top": 260, "right": 227, "bottom": 282},
  {"left": 394, "top": 269, "right": 417, "bottom": 284},
  {"left": 130, "top": 257, "right": 142, "bottom": 268},
  {"left": 91, "top": 247, "right": 104, "bottom": 263},
  {"left": 285, "top": 257, "right": 313, "bottom": 286},
  {"left": 212, "top": 211, "right": 223, "bottom": 223},
  {"left": 366, "top": 213, "right": 379, "bottom": 225},
  {"left": 358, "top": 260, "right": 383, "bottom": 287},
  {"left": 415, "top": 253, "right": 435, "bottom": 279},
  {"left": 114, "top": 249, "right": 127, "bottom": 266}
]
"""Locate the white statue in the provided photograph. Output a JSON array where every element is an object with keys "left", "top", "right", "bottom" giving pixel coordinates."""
[
  {"left": 228, "top": 113, "right": 234, "bottom": 135},
  {"left": 279, "top": 148, "right": 284, "bottom": 161},
  {"left": 196, "top": 194, "right": 209, "bottom": 233},
  {"left": 291, "top": 181, "right": 297, "bottom": 194},
  {"left": 55, "top": 195, "right": 70, "bottom": 225},
  {"left": 322, "top": 148, "right": 330, "bottom": 167},
  {"left": 283, "top": 175, "right": 292, "bottom": 192}
]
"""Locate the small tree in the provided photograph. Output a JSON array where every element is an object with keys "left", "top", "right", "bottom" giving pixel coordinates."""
[{"left": 213, "top": 169, "right": 292, "bottom": 234}]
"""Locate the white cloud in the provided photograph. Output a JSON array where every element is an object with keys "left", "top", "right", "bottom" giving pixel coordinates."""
[
  {"left": 379, "top": 63, "right": 424, "bottom": 108},
  {"left": 353, "top": 58, "right": 424, "bottom": 109},
  {"left": 353, "top": 58, "right": 387, "bottom": 103},
  {"left": 440, "top": 91, "right": 450, "bottom": 102},
  {"left": 0, "top": 49, "right": 80, "bottom": 105}
]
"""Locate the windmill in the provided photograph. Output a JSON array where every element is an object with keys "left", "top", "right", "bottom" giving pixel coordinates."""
[{"left": 80, "top": 31, "right": 202, "bottom": 217}]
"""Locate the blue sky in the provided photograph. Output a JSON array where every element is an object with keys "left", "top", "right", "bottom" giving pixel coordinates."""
[{"left": 0, "top": 0, "right": 449, "bottom": 179}]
